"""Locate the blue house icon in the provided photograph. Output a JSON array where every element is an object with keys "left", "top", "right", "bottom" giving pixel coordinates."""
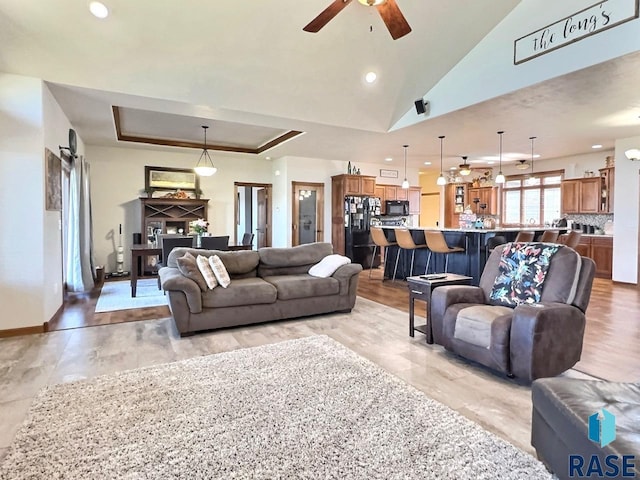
[{"left": 588, "top": 408, "right": 616, "bottom": 448}]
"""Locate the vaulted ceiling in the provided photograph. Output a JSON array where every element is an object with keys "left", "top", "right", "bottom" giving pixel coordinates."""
[{"left": 1, "top": 0, "right": 639, "bottom": 170}]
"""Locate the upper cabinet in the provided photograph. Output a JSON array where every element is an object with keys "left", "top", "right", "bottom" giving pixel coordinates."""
[
  {"left": 599, "top": 167, "right": 615, "bottom": 213},
  {"left": 468, "top": 186, "right": 498, "bottom": 216},
  {"left": 377, "top": 184, "right": 421, "bottom": 214},
  {"left": 334, "top": 174, "right": 376, "bottom": 196},
  {"left": 561, "top": 177, "right": 602, "bottom": 214}
]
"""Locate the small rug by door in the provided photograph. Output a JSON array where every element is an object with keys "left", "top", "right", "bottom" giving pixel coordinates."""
[
  {"left": 0, "top": 335, "right": 552, "bottom": 479},
  {"left": 95, "top": 278, "right": 167, "bottom": 313}
]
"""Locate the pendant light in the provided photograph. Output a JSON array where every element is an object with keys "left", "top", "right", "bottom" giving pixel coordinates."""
[
  {"left": 401, "top": 144, "right": 410, "bottom": 189},
  {"left": 194, "top": 125, "right": 217, "bottom": 176},
  {"left": 458, "top": 156, "right": 471, "bottom": 176},
  {"left": 495, "top": 131, "right": 505, "bottom": 184},
  {"left": 436, "top": 135, "right": 447, "bottom": 186},
  {"left": 527, "top": 136, "right": 537, "bottom": 186}
]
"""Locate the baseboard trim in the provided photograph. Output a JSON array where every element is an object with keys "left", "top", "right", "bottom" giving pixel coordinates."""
[{"left": 0, "top": 323, "right": 47, "bottom": 338}]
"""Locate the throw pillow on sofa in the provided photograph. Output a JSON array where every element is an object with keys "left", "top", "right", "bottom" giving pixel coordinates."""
[
  {"left": 309, "top": 254, "right": 351, "bottom": 278},
  {"left": 209, "top": 255, "right": 231, "bottom": 288},
  {"left": 196, "top": 255, "right": 219, "bottom": 290},
  {"left": 176, "top": 252, "right": 208, "bottom": 291}
]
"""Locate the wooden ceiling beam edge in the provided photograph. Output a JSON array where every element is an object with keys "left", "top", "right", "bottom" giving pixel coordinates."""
[{"left": 112, "top": 106, "right": 303, "bottom": 155}]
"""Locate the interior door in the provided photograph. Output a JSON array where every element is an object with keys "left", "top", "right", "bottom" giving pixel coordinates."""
[
  {"left": 292, "top": 182, "right": 324, "bottom": 246},
  {"left": 257, "top": 188, "right": 267, "bottom": 248}
]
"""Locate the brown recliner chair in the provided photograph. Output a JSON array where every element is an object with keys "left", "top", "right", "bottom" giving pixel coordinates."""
[{"left": 430, "top": 243, "right": 596, "bottom": 381}]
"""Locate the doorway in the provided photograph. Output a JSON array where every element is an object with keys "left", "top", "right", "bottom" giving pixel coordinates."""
[
  {"left": 420, "top": 192, "right": 440, "bottom": 227},
  {"left": 292, "top": 182, "right": 324, "bottom": 246},
  {"left": 234, "top": 182, "right": 272, "bottom": 248}
]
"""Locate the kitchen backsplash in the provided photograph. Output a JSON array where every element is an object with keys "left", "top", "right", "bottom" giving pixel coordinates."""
[{"left": 566, "top": 213, "right": 613, "bottom": 229}]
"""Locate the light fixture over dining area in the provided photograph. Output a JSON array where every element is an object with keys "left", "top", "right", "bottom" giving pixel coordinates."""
[
  {"left": 526, "top": 136, "right": 537, "bottom": 185},
  {"left": 194, "top": 125, "right": 217, "bottom": 176}
]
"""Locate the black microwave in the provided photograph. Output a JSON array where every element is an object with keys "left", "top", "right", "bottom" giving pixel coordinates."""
[{"left": 385, "top": 200, "right": 410, "bottom": 216}]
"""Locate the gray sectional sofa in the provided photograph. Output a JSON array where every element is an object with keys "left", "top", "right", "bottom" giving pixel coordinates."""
[{"left": 159, "top": 242, "right": 362, "bottom": 336}]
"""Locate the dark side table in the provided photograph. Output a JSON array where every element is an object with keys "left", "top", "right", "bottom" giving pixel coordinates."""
[{"left": 407, "top": 274, "right": 473, "bottom": 344}]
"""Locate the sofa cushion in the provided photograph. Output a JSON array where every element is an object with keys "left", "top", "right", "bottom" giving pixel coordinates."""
[
  {"left": 262, "top": 274, "right": 340, "bottom": 300},
  {"left": 454, "top": 305, "right": 513, "bottom": 348},
  {"left": 309, "top": 254, "right": 351, "bottom": 278},
  {"left": 196, "top": 255, "right": 218, "bottom": 289},
  {"left": 201, "top": 278, "right": 277, "bottom": 308},
  {"left": 209, "top": 255, "right": 231, "bottom": 288},
  {"left": 168, "top": 248, "right": 259, "bottom": 277},
  {"left": 258, "top": 243, "right": 333, "bottom": 277},
  {"left": 176, "top": 252, "right": 208, "bottom": 292}
]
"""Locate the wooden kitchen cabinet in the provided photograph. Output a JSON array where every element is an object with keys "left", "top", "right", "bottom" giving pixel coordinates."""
[
  {"left": 408, "top": 187, "right": 421, "bottom": 214},
  {"left": 561, "top": 178, "right": 600, "bottom": 214},
  {"left": 599, "top": 167, "right": 615, "bottom": 213},
  {"left": 374, "top": 185, "right": 386, "bottom": 212},
  {"left": 468, "top": 186, "right": 498, "bottom": 215},
  {"left": 333, "top": 174, "right": 377, "bottom": 196},
  {"left": 444, "top": 183, "right": 470, "bottom": 228},
  {"left": 558, "top": 234, "right": 613, "bottom": 278}
]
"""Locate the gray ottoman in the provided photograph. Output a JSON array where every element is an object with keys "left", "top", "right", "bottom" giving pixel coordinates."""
[{"left": 531, "top": 378, "right": 640, "bottom": 480}]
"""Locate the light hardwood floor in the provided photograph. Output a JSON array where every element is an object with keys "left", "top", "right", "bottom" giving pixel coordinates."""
[{"left": 1, "top": 269, "right": 638, "bottom": 464}]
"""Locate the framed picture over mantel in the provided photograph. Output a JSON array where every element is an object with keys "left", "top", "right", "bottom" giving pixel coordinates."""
[{"left": 144, "top": 166, "right": 200, "bottom": 198}]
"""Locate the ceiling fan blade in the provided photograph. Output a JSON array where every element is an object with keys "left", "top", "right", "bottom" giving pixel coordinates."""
[
  {"left": 376, "top": 0, "right": 411, "bottom": 40},
  {"left": 303, "top": 0, "right": 353, "bottom": 33}
]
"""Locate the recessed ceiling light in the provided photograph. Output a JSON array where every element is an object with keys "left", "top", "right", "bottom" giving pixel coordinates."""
[
  {"left": 365, "top": 72, "right": 377, "bottom": 84},
  {"left": 265, "top": 156, "right": 271, "bottom": 160},
  {"left": 450, "top": 166, "right": 457, "bottom": 170},
  {"left": 487, "top": 161, "right": 495, "bottom": 165},
  {"left": 592, "top": 144, "right": 603, "bottom": 149},
  {"left": 89, "top": 1, "right": 109, "bottom": 18},
  {"left": 533, "top": 154, "right": 540, "bottom": 158},
  {"left": 384, "top": 157, "right": 393, "bottom": 162},
  {"left": 423, "top": 162, "right": 431, "bottom": 165}
]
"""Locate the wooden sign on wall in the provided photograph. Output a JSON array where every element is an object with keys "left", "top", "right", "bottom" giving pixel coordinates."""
[{"left": 514, "top": 0, "right": 639, "bottom": 65}]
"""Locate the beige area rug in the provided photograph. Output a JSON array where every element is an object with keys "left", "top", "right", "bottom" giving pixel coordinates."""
[
  {"left": 0, "top": 335, "right": 552, "bottom": 479},
  {"left": 95, "top": 279, "right": 167, "bottom": 313}
]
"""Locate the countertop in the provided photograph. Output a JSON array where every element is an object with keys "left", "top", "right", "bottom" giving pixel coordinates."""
[{"left": 377, "top": 226, "right": 613, "bottom": 237}]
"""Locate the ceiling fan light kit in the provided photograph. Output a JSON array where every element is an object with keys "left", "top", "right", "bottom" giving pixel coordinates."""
[
  {"left": 458, "top": 156, "right": 471, "bottom": 176},
  {"left": 304, "top": 0, "right": 412, "bottom": 40}
]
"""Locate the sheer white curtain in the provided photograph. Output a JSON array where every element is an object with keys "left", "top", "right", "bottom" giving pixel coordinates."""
[{"left": 66, "top": 155, "right": 95, "bottom": 292}]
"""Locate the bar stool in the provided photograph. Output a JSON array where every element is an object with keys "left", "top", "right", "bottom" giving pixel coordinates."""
[
  {"left": 563, "top": 231, "right": 582, "bottom": 249},
  {"left": 424, "top": 230, "right": 465, "bottom": 274},
  {"left": 539, "top": 230, "right": 559, "bottom": 243},
  {"left": 369, "top": 227, "right": 397, "bottom": 279},
  {"left": 486, "top": 235, "right": 507, "bottom": 256},
  {"left": 514, "top": 231, "right": 535, "bottom": 242},
  {"left": 393, "top": 229, "right": 428, "bottom": 280}
]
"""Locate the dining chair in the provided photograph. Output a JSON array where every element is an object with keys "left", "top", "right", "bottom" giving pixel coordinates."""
[
  {"left": 156, "top": 235, "right": 194, "bottom": 289},
  {"left": 200, "top": 235, "right": 230, "bottom": 251},
  {"left": 241, "top": 232, "right": 255, "bottom": 247}
]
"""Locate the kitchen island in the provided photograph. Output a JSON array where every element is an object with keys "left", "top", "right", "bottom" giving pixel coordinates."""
[{"left": 379, "top": 227, "right": 564, "bottom": 285}]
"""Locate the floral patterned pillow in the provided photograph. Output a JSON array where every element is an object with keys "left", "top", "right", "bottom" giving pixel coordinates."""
[{"left": 489, "top": 242, "right": 561, "bottom": 307}]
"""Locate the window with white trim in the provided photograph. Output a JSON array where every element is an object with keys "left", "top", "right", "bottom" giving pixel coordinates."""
[{"left": 501, "top": 171, "right": 563, "bottom": 226}]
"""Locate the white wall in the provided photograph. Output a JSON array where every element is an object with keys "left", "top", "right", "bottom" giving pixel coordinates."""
[
  {"left": 394, "top": 0, "right": 640, "bottom": 130},
  {"left": 500, "top": 150, "right": 614, "bottom": 177},
  {"left": 612, "top": 135, "right": 640, "bottom": 283},
  {"left": 87, "top": 145, "right": 273, "bottom": 272},
  {"left": 0, "top": 74, "right": 45, "bottom": 329},
  {"left": 276, "top": 156, "right": 420, "bottom": 247},
  {"left": 42, "top": 84, "right": 85, "bottom": 322}
]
